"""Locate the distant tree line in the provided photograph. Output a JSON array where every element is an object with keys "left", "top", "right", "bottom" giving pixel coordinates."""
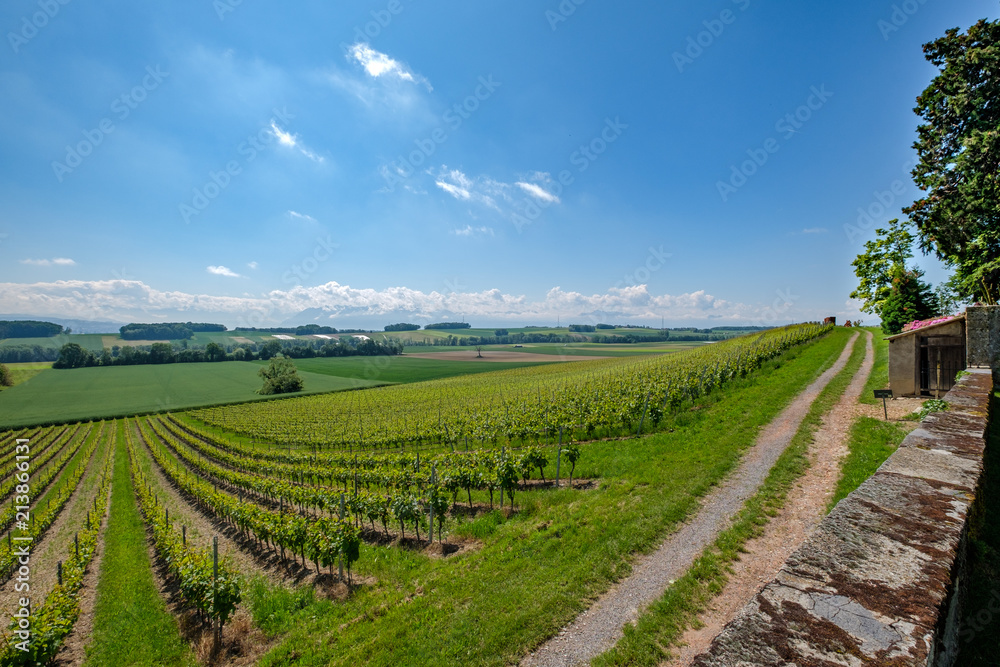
[
  {"left": 0, "top": 320, "right": 64, "bottom": 338},
  {"left": 412, "top": 332, "right": 676, "bottom": 346},
  {"left": 119, "top": 322, "right": 227, "bottom": 340},
  {"left": 235, "top": 325, "right": 371, "bottom": 335},
  {"left": 384, "top": 323, "right": 421, "bottom": 331},
  {"left": 406, "top": 326, "right": 766, "bottom": 347},
  {"left": 424, "top": 322, "right": 471, "bottom": 330},
  {"left": 0, "top": 345, "right": 61, "bottom": 364},
  {"left": 52, "top": 336, "right": 402, "bottom": 369}
]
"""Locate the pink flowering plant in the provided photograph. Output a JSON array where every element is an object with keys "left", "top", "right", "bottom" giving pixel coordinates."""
[{"left": 901, "top": 315, "right": 960, "bottom": 332}]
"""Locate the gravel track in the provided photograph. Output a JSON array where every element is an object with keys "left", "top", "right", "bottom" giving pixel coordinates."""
[
  {"left": 521, "top": 332, "right": 859, "bottom": 667},
  {"left": 668, "top": 331, "right": 874, "bottom": 665}
]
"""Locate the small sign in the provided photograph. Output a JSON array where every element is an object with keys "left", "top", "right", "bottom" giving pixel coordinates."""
[{"left": 874, "top": 389, "right": 893, "bottom": 421}]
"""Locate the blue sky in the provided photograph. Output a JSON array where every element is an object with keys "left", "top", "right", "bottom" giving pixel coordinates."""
[{"left": 0, "top": 0, "right": 995, "bottom": 329}]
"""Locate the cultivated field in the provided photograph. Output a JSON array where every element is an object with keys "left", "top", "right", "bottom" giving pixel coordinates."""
[
  {"left": 0, "top": 363, "right": 383, "bottom": 429},
  {"left": 0, "top": 324, "right": 868, "bottom": 666}
]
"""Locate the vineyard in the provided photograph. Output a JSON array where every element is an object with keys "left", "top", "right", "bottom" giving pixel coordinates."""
[
  {"left": 193, "top": 323, "right": 830, "bottom": 450},
  {"left": 0, "top": 323, "right": 840, "bottom": 665}
]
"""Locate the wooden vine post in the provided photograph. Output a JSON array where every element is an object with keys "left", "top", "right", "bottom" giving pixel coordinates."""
[
  {"left": 213, "top": 535, "right": 220, "bottom": 648},
  {"left": 555, "top": 426, "right": 563, "bottom": 487},
  {"left": 339, "top": 494, "right": 345, "bottom": 581}
]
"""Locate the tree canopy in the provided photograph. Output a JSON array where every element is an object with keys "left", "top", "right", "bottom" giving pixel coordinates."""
[
  {"left": 850, "top": 218, "right": 916, "bottom": 317},
  {"left": 904, "top": 17, "right": 1000, "bottom": 303},
  {"left": 879, "top": 268, "right": 937, "bottom": 335},
  {"left": 257, "top": 355, "right": 304, "bottom": 395},
  {"left": 0, "top": 320, "right": 63, "bottom": 339},
  {"left": 53, "top": 343, "right": 95, "bottom": 369}
]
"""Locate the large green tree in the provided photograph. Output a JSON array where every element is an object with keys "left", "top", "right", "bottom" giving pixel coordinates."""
[
  {"left": 53, "top": 343, "right": 95, "bottom": 369},
  {"left": 851, "top": 218, "right": 916, "bottom": 317},
  {"left": 257, "top": 355, "right": 304, "bottom": 395},
  {"left": 880, "top": 268, "right": 938, "bottom": 335},
  {"left": 904, "top": 17, "right": 1000, "bottom": 303}
]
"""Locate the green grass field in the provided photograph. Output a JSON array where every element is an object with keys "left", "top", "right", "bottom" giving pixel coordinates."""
[
  {"left": 0, "top": 362, "right": 382, "bottom": 429},
  {"left": 0, "top": 333, "right": 107, "bottom": 351}
]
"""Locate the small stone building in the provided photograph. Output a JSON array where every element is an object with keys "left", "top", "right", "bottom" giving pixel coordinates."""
[
  {"left": 888, "top": 314, "right": 967, "bottom": 397},
  {"left": 887, "top": 305, "right": 1000, "bottom": 397}
]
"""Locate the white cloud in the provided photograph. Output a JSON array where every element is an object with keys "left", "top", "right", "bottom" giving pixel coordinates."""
[
  {"left": 207, "top": 265, "right": 242, "bottom": 278},
  {"left": 427, "top": 167, "right": 563, "bottom": 225},
  {"left": 247, "top": 261, "right": 258, "bottom": 270},
  {"left": 801, "top": 227, "right": 828, "bottom": 234},
  {"left": 434, "top": 168, "right": 502, "bottom": 210},
  {"left": 436, "top": 180, "right": 472, "bottom": 201},
  {"left": 269, "top": 122, "right": 324, "bottom": 163},
  {"left": 0, "top": 278, "right": 765, "bottom": 327},
  {"left": 288, "top": 210, "right": 318, "bottom": 223},
  {"left": 20, "top": 258, "right": 75, "bottom": 267},
  {"left": 452, "top": 225, "right": 494, "bottom": 237},
  {"left": 516, "top": 181, "right": 560, "bottom": 204},
  {"left": 348, "top": 43, "right": 431, "bottom": 91}
]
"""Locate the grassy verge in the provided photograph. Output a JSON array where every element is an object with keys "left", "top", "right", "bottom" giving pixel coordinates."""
[
  {"left": 241, "top": 330, "right": 852, "bottom": 666},
  {"left": 954, "top": 391, "right": 1000, "bottom": 666},
  {"left": 591, "top": 329, "right": 869, "bottom": 665},
  {"left": 828, "top": 417, "right": 907, "bottom": 510},
  {"left": 83, "top": 422, "right": 195, "bottom": 667},
  {"left": 859, "top": 327, "right": 888, "bottom": 404}
]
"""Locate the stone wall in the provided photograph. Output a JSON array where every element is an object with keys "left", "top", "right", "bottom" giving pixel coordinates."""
[
  {"left": 693, "top": 368, "right": 993, "bottom": 666},
  {"left": 967, "top": 305, "right": 1000, "bottom": 383}
]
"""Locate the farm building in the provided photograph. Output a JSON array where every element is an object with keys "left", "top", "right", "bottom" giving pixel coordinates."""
[
  {"left": 888, "top": 314, "right": 966, "bottom": 397},
  {"left": 887, "top": 305, "right": 1000, "bottom": 397}
]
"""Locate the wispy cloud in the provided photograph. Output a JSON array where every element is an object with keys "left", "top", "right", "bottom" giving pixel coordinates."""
[
  {"left": 429, "top": 168, "right": 565, "bottom": 227},
  {"left": 348, "top": 43, "right": 431, "bottom": 91},
  {"left": 20, "top": 257, "right": 75, "bottom": 267},
  {"left": 801, "top": 227, "right": 828, "bottom": 234},
  {"left": 207, "top": 265, "right": 242, "bottom": 278},
  {"left": 436, "top": 180, "right": 471, "bottom": 201},
  {"left": 452, "top": 225, "right": 495, "bottom": 237},
  {"left": 434, "top": 168, "right": 501, "bottom": 210},
  {"left": 270, "top": 122, "right": 324, "bottom": 163},
  {"left": 516, "top": 181, "right": 561, "bottom": 204},
  {"left": 288, "top": 210, "right": 318, "bottom": 223},
  {"left": 247, "top": 261, "right": 258, "bottom": 270}
]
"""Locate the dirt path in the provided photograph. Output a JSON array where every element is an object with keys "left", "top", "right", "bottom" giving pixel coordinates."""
[
  {"left": 666, "top": 330, "right": 875, "bottom": 665},
  {"left": 0, "top": 427, "right": 108, "bottom": 626},
  {"left": 522, "top": 332, "right": 860, "bottom": 667}
]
